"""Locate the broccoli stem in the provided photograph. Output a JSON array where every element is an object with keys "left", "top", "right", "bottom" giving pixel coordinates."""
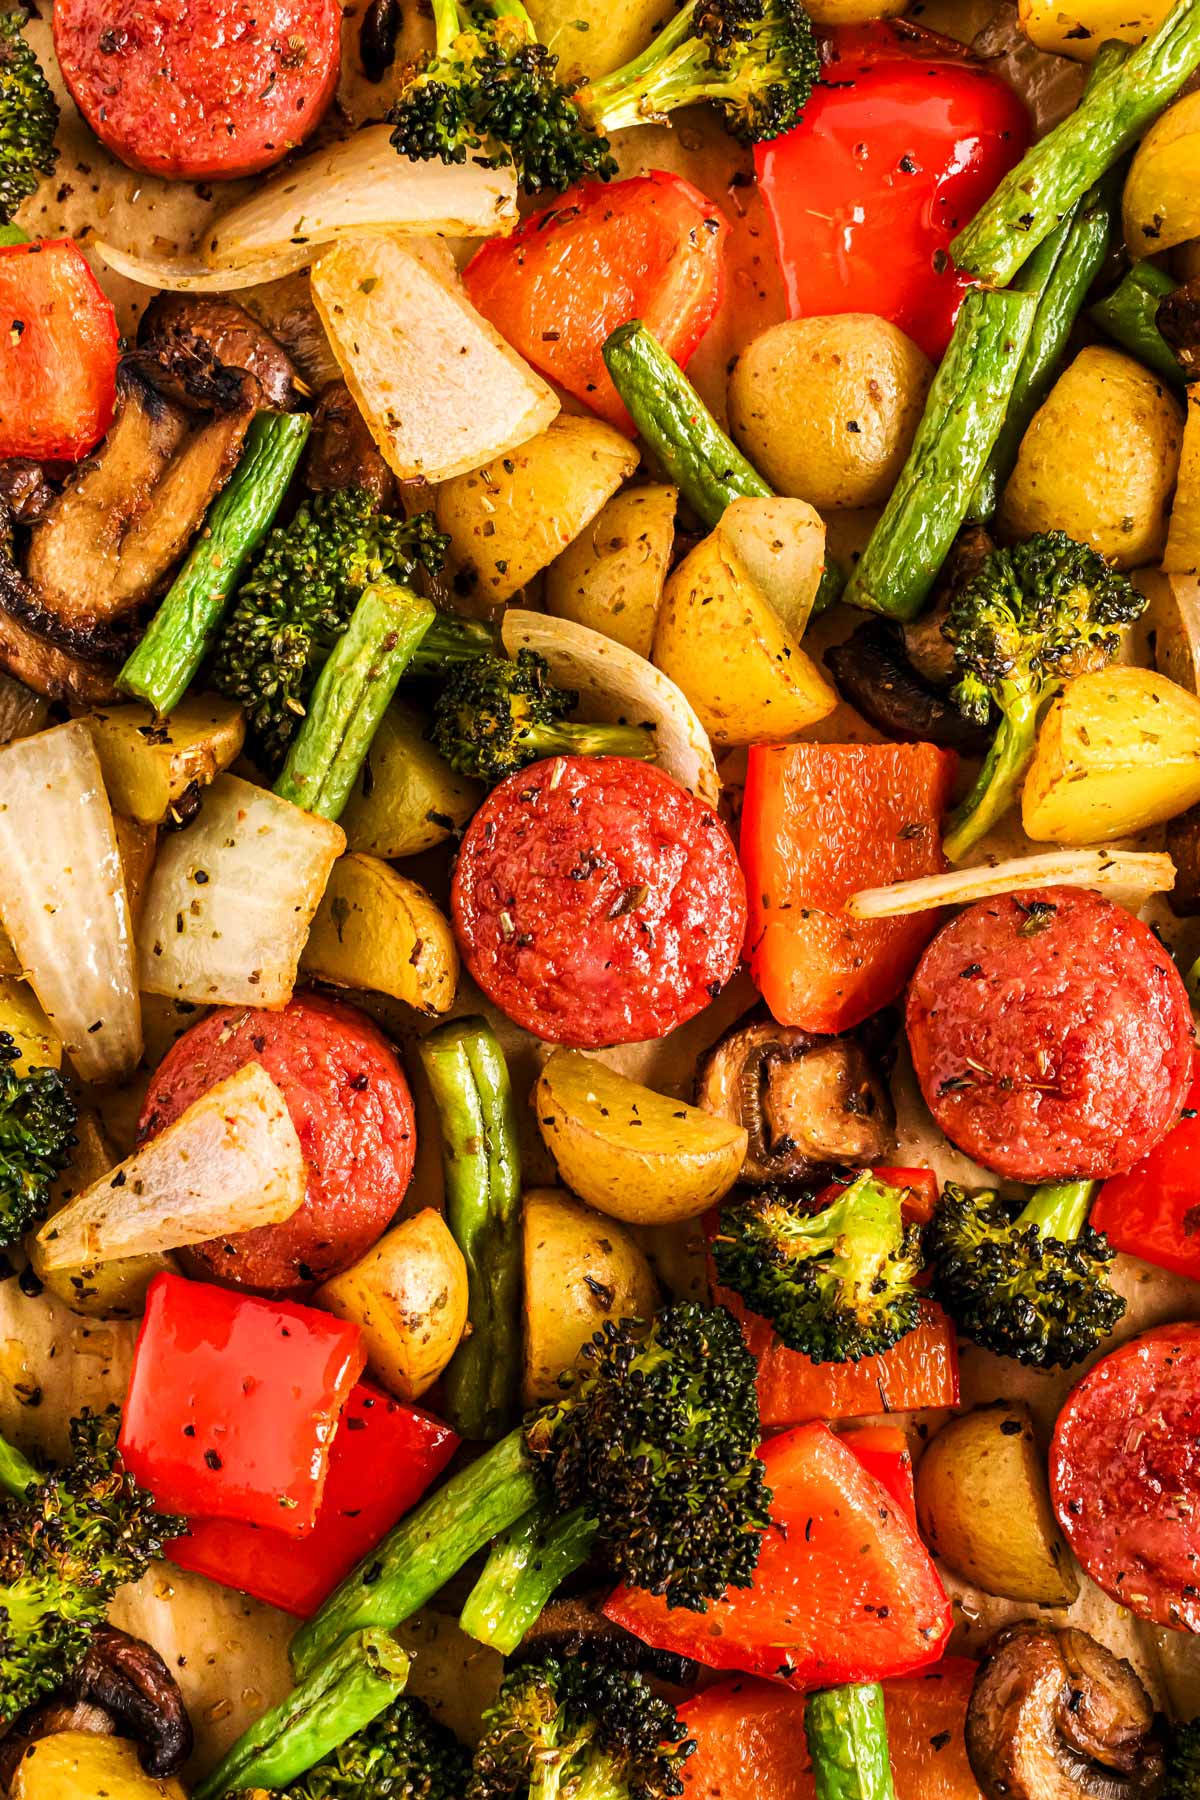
[
  {"left": 274, "top": 578, "right": 435, "bottom": 822},
  {"left": 1187, "top": 950, "right": 1200, "bottom": 1004},
  {"left": 118, "top": 411, "right": 311, "bottom": 716},
  {"left": 193, "top": 1629, "right": 410, "bottom": 1800},
  {"left": 952, "top": 11, "right": 1200, "bottom": 288},
  {"left": 942, "top": 680, "right": 1040, "bottom": 863},
  {"left": 0, "top": 224, "right": 27, "bottom": 246},
  {"left": 805, "top": 1684, "right": 896, "bottom": 1800},
  {"left": 1089, "top": 260, "right": 1185, "bottom": 389},
  {"left": 0, "top": 1431, "right": 38, "bottom": 1499},
  {"left": 1018, "top": 1179, "right": 1099, "bottom": 1242},
  {"left": 459, "top": 1500, "right": 596, "bottom": 1653},
  {"left": 584, "top": 1, "right": 735, "bottom": 129},
  {"left": 418, "top": 1017, "right": 523, "bottom": 1443},
  {"left": 527, "top": 720, "right": 659, "bottom": 761},
  {"left": 408, "top": 613, "right": 500, "bottom": 674},
  {"left": 291, "top": 1426, "right": 539, "bottom": 1679}
]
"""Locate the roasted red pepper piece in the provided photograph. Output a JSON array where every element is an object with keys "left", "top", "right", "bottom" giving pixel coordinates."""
[
  {"left": 740, "top": 742, "right": 956, "bottom": 1034},
  {"left": 463, "top": 172, "right": 727, "bottom": 434},
  {"left": 165, "top": 1382, "right": 459, "bottom": 1615},
  {"left": 1090, "top": 1064, "right": 1200, "bottom": 1281},
  {"left": 0, "top": 240, "right": 118, "bottom": 460},
  {"left": 812, "top": 1167, "right": 940, "bottom": 1228},
  {"left": 838, "top": 1424, "right": 916, "bottom": 1525},
  {"left": 754, "top": 37, "right": 1029, "bottom": 361},
  {"left": 119, "top": 1272, "right": 365, "bottom": 1535},
  {"left": 605, "top": 1420, "right": 952, "bottom": 1686}
]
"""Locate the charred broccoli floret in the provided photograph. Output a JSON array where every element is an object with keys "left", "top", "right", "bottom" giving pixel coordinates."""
[
  {"left": 713, "top": 1171, "right": 924, "bottom": 1364},
  {"left": 941, "top": 531, "right": 1144, "bottom": 860},
  {"left": 0, "top": 1408, "right": 186, "bottom": 1722},
  {"left": 390, "top": 0, "right": 817, "bottom": 193},
  {"left": 0, "top": 10, "right": 58, "bottom": 228},
  {"left": 1163, "top": 1719, "right": 1200, "bottom": 1800},
  {"left": 231, "top": 1694, "right": 470, "bottom": 1800},
  {"left": 0, "top": 1030, "right": 76, "bottom": 1250},
  {"left": 925, "top": 1178, "right": 1126, "bottom": 1371},
  {"left": 469, "top": 1654, "right": 695, "bottom": 1800},
  {"left": 429, "top": 647, "right": 657, "bottom": 783},
  {"left": 210, "top": 488, "right": 451, "bottom": 771}
]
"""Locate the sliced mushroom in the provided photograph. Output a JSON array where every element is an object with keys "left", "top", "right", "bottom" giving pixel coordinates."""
[
  {"left": 1157, "top": 280, "right": 1200, "bottom": 382},
  {"left": 901, "top": 523, "right": 996, "bottom": 688},
  {"left": 0, "top": 541, "right": 120, "bottom": 703},
  {"left": 360, "top": 0, "right": 403, "bottom": 79},
  {"left": 1167, "top": 802, "right": 1200, "bottom": 917},
  {"left": 0, "top": 459, "right": 55, "bottom": 525},
  {"left": 138, "top": 292, "right": 305, "bottom": 411},
  {"left": 966, "top": 1623, "right": 1164, "bottom": 1800},
  {"left": 694, "top": 1009, "right": 896, "bottom": 1184},
  {"left": 307, "top": 379, "right": 399, "bottom": 511},
  {"left": 825, "top": 621, "right": 991, "bottom": 751}
]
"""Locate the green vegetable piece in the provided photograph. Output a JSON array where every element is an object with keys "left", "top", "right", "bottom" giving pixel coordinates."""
[
  {"left": 194, "top": 1630, "right": 410, "bottom": 1800},
  {"left": 418, "top": 1016, "right": 523, "bottom": 1442},
  {"left": 951, "top": 13, "right": 1200, "bottom": 287},
  {"left": 0, "top": 1028, "right": 76, "bottom": 1251},
  {"left": 118, "top": 411, "right": 311, "bottom": 716},
  {"left": 273, "top": 578, "right": 435, "bottom": 823},
  {"left": 0, "top": 1429, "right": 38, "bottom": 1499},
  {"left": 225, "top": 1694, "right": 470, "bottom": 1800},
  {"left": 0, "top": 11, "right": 58, "bottom": 229},
  {"left": 0, "top": 223, "right": 27, "bottom": 245},
  {"left": 459, "top": 1500, "right": 596, "bottom": 1654},
  {"left": 845, "top": 287, "right": 1038, "bottom": 621},
  {"left": 806, "top": 1684, "right": 896, "bottom": 1800},
  {"left": 1090, "top": 260, "right": 1185, "bottom": 388}
]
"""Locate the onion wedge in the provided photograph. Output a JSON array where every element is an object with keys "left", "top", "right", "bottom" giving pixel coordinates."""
[
  {"left": 501, "top": 609, "right": 722, "bottom": 807},
  {"left": 35, "top": 1062, "right": 305, "bottom": 1270},
  {"left": 0, "top": 720, "right": 142, "bottom": 1084},
  {"left": 138, "top": 775, "right": 345, "bottom": 1008},
  {"left": 93, "top": 239, "right": 318, "bottom": 293},
  {"left": 847, "top": 849, "right": 1177, "bottom": 918}
]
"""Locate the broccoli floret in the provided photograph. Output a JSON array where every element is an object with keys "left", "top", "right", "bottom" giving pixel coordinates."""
[
  {"left": 713, "top": 1171, "right": 924, "bottom": 1364},
  {"left": 0, "top": 10, "right": 57, "bottom": 228},
  {"left": 941, "top": 531, "right": 1144, "bottom": 860},
  {"left": 1163, "top": 1719, "right": 1200, "bottom": 1800},
  {"left": 231, "top": 1694, "right": 470, "bottom": 1800},
  {"left": 0, "top": 1407, "right": 186, "bottom": 1722},
  {"left": 0, "top": 1030, "right": 75, "bottom": 1251},
  {"left": 925, "top": 1178, "right": 1126, "bottom": 1371},
  {"left": 210, "top": 488, "right": 450, "bottom": 771},
  {"left": 469, "top": 1654, "right": 695, "bottom": 1800},
  {"left": 390, "top": 0, "right": 816, "bottom": 193},
  {"left": 429, "top": 647, "right": 658, "bottom": 783}
]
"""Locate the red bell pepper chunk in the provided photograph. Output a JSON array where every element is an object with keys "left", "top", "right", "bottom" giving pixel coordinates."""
[
  {"left": 754, "top": 39, "right": 1029, "bottom": 361},
  {"left": 0, "top": 240, "right": 119, "bottom": 461},
  {"left": 740, "top": 742, "right": 957, "bottom": 1034},
  {"left": 679, "top": 1658, "right": 981, "bottom": 1800},
  {"left": 605, "top": 1420, "right": 952, "bottom": 1686},
  {"left": 119, "top": 1272, "right": 365, "bottom": 1536},
  {"left": 166, "top": 1381, "right": 458, "bottom": 1616},
  {"left": 1090, "top": 1063, "right": 1200, "bottom": 1281},
  {"left": 838, "top": 1424, "right": 916, "bottom": 1525},
  {"left": 463, "top": 171, "right": 727, "bottom": 434}
]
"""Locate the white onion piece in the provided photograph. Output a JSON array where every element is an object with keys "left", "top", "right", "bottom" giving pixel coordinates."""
[
  {"left": 847, "top": 849, "right": 1176, "bottom": 919},
  {"left": 718, "top": 497, "right": 826, "bottom": 643},
  {"left": 138, "top": 775, "right": 345, "bottom": 1008},
  {"left": 93, "top": 238, "right": 317, "bottom": 293},
  {"left": 501, "top": 609, "right": 722, "bottom": 807},
  {"left": 36, "top": 1062, "right": 306, "bottom": 1270},
  {"left": 207, "top": 130, "right": 519, "bottom": 266},
  {"left": 0, "top": 720, "right": 142, "bottom": 1084}
]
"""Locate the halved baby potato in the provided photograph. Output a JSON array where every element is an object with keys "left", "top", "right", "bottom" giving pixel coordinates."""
[
  {"left": 9, "top": 1732, "right": 187, "bottom": 1800},
  {"left": 1124, "top": 90, "right": 1200, "bottom": 261},
  {"left": 317, "top": 1207, "right": 469, "bottom": 1401},
  {"left": 83, "top": 695, "right": 246, "bottom": 825},
  {"left": 301, "top": 853, "right": 459, "bottom": 1015},
  {"left": 339, "top": 700, "right": 480, "bottom": 860},
  {"left": 544, "top": 483, "right": 677, "bottom": 658},
  {"left": 522, "top": 1187, "right": 659, "bottom": 1403}
]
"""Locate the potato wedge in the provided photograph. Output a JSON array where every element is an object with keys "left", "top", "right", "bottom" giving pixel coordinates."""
[
  {"left": 1124, "top": 91, "right": 1200, "bottom": 261},
  {"left": 10, "top": 1732, "right": 187, "bottom": 1800},
  {"left": 544, "top": 484, "right": 677, "bottom": 658},
  {"left": 805, "top": 0, "right": 906, "bottom": 17},
  {"left": 339, "top": 700, "right": 481, "bottom": 860},
  {"left": 1023, "top": 666, "right": 1200, "bottom": 842},
  {"left": 915, "top": 1402, "right": 1079, "bottom": 1604},
  {"left": 1018, "top": 0, "right": 1173, "bottom": 57},
  {"left": 436, "top": 416, "right": 638, "bottom": 608},
  {"left": 301, "top": 853, "right": 459, "bottom": 1015},
  {"left": 523, "top": 1187, "right": 659, "bottom": 1403},
  {"left": 0, "top": 976, "right": 60, "bottom": 1070},
  {"left": 1147, "top": 569, "right": 1200, "bottom": 691},
  {"left": 317, "top": 1208, "right": 469, "bottom": 1401},
  {"left": 718, "top": 495, "right": 828, "bottom": 643},
  {"left": 536, "top": 1051, "right": 748, "bottom": 1225},
  {"left": 526, "top": 0, "right": 679, "bottom": 77},
  {"left": 1166, "top": 390, "right": 1200, "bottom": 573},
  {"left": 83, "top": 696, "right": 246, "bottom": 825},
  {"left": 653, "top": 529, "right": 837, "bottom": 747}
]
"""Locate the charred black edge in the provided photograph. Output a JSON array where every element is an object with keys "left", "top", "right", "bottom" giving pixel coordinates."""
[
  {"left": 360, "top": 0, "right": 403, "bottom": 80},
  {"left": 0, "top": 548, "right": 131, "bottom": 666}
]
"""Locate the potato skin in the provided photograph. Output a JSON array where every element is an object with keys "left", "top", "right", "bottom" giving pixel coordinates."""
[
  {"left": 317, "top": 1208, "right": 469, "bottom": 1401},
  {"left": 999, "top": 346, "right": 1183, "bottom": 568},
  {"left": 1018, "top": 0, "right": 1173, "bottom": 59},
  {"left": 1123, "top": 90, "right": 1200, "bottom": 261},
  {"left": 727, "top": 314, "right": 933, "bottom": 510},
  {"left": 522, "top": 1187, "right": 658, "bottom": 1403},
  {"left": 544, "top": 483, "right": 677, "bottom": 658}
]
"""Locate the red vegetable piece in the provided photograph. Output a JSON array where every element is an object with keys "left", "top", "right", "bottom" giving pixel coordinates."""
[
  {"left": 1090, "top": 1063, "right": 1200, "bottom": 1280},
  {"left": 0, "top": 241, "right": 118, "bottom": 462},
  {"left": 463, "top": 172, "right": 727, "bottom": 433},
  {"left": 838, "top": 1423, "right": 916, "bottom": 1525},
  {"left": 605, "top": 1419, "right": 952, "bottom": 1685},
  {"left": 166, "top": 1382, "right": 458, "bottom": 1615},
  {"left": 1051, "top": 1321, "right": 1200, "bottom": 1631},
  {"left": 119, "top": 1271, "right": 365, "bottom": 1536},
  {"left": 740, "top": 741, "right": 956, "bottom": 1034},
  {"left": 754, "top": 43, "right": 1029, "bottom": 360},
  {"left": 811, "top": 1166, "right": 940, "bottom": 1228}
]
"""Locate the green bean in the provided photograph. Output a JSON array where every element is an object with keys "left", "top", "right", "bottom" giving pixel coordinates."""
[
  {"left": 459, "top": 1500, "right": 596, "bottom": 1653},
  {"left": 806, "top": 1684, "right": 897, "bottom": 1800},
  {"left": 1089, "top": 260, "right": 1185, "bottom": 387}
]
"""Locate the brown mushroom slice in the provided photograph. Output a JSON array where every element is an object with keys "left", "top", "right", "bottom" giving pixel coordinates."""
[
  {"left": 0, "top": 458, "right": 55, "bottom": 524},
  {"left": 1167, "top": 801, "right": 1200, "bottom": 916},
  {"left": 1157, "top": 280, "right": 1200, "bottom": 382},
  {"left": 511, "top": 1594, "right": 699, "bottom": 1687},
  {"left": 901, "top": 523, "right": 996, "bottom": 688},
  {"left": 966, "top": 1623, "right": 1163, "bottom": 1800},
  {"left": 0, "top": 554, "right": 120, "bottom": 703},
  {"left": 825, "top": 621, "right": 990, "bottom": 752},
  {"left": 695, "top": 1010, "right": 896, "bottom": 1184},
  {"left": 138, "top": 292, "right": 304, "bottom": 410},
  {"left": 307, "top": 379, "right": 399, "bottom": 510}
]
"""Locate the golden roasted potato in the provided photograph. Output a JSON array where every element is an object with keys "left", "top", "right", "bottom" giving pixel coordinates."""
[
  {"left": 544, "top": 484, "right": 677, "bottom": 658},
  {"left": 9, "top": 1732, "right": 187, "bottom": 1800},
  {"left": 998, "top": 346, "right": 1183, "bottom": 567},
  {"left": 915, "top": 1403, "right": 1079, "bottom": 1604},
  {"left": 1023, "top": 666, "right": 1200, "bottom": 843},
  {"left": 0, "top": 977, "right": 59, "bottom": 1069},
  {"left": 436, "top": 416, "right": 638, "bottom": 608},
  {"left": 301, "top": 853, "right": 459, "bottom": 1015},
  {"left": 83, "top": 695, "right": 245, "bottom": 825},
  {"left": 653, "top": 528, "right": 837, "bottom": 746},
  {"left": 718, "top": 495, "right": 827, "bottom": 642},
  {"left": 339, "top": 700, "right": 481, "bottom": 860},
  {"left": 1018, "top": 0, "right": 1172, "bottom": 57},
  {"left": 728, "top": 314, "right": 932, "bottom": 510},
  {"left": 1149, "top": 569, "right": 1200, "bottom": 691},
  {"left": 317, "top": 1208, "right": 469, "bottom": 1400},
  {"left": 1166, "top": 390, "right": 1200, "bottom": 573},
  {"left": 804, "top": 0, "right": 906, "bottom": 17},
  {"left": 525, "top": 0, "right": 677, "bottom": 78},
  {"left": 522, "top": 1188, "right": 659, "bottom": 1403},
  {"left": 1124, "top": 91, "right": 1200, "bottom": 261},
  {"left": 536, "top": 1051, "right": 748, "bottom": 1224}
]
